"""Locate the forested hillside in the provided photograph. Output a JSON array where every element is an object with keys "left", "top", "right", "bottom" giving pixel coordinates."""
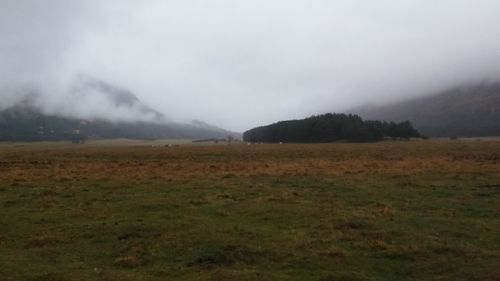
[
  {"left": 0, "top": 79, "right": 236, "bottom": 141},
  {"left": 0, "top": 104, "right": 235, "bottom": 141}
]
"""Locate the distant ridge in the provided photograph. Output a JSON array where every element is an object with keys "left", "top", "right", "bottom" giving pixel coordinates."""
[
  {"left": 0, "top": 78, "right": 238, "bottom": 141},
  {"left": 354, "top": 82, "right": 500, "bottom": 137}
]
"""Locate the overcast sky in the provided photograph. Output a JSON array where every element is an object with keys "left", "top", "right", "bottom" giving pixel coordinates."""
[{"left": 1, "top": 1, "right": 500, "bottom": 131}]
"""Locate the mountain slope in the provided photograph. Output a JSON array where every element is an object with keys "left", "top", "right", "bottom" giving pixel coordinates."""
[
  {"left": 0, "top": 102, "right": 236, "bottom": 142},
  {"left": 70, "top": 76, "right": 166, "bottom": 121},
  {"left": 354, "top": 83, "right": 500, "bottom": 137},
  {"left": 0, "top": 79, "right": 237, "bottom": 141}
]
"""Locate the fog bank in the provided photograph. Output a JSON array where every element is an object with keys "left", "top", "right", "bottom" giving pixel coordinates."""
[{"left": 1, "top": 1, "right": 500, "bottom": 131}]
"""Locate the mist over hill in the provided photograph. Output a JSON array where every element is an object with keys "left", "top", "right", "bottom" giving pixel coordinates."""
[
  {"left": 3, "top": 1, "right": 500, "bottom": 132},
  {"left": 354, "top": 82, "right": 500, "bottom": 137},
  {"left": 0, "top": 78, "right": 238, "bottom": 141}
]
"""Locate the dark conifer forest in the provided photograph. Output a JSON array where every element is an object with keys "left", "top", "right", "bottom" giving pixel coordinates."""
[{"left": 243, "top": 113, "right": 421, "bottom": 143}]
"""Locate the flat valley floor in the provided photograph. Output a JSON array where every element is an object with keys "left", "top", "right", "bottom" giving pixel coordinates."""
[{"left": 1, "top": 140, "right": 499, "bottom": 280}]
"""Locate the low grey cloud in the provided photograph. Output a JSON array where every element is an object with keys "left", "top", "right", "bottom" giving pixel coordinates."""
[{"left": 1, "top": 0, "right": 500, "bottom": 131}]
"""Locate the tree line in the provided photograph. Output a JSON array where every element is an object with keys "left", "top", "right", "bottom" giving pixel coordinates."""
[{"left": 243, "top": 113, "right": 421, "bottom": 143}]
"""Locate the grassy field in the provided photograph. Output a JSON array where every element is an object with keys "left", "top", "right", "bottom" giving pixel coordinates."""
[{"left": 1, "top": 140, "right": 499, "bottom": 281}]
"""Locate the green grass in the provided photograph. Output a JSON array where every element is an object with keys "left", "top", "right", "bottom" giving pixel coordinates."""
[{"left": 0, "top": 141, "right": 499, "bottom": 280}]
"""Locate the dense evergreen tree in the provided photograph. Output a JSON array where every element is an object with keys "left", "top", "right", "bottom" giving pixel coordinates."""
[{"left": 243, "top": 113, "right": 421, "bottom": 143}]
